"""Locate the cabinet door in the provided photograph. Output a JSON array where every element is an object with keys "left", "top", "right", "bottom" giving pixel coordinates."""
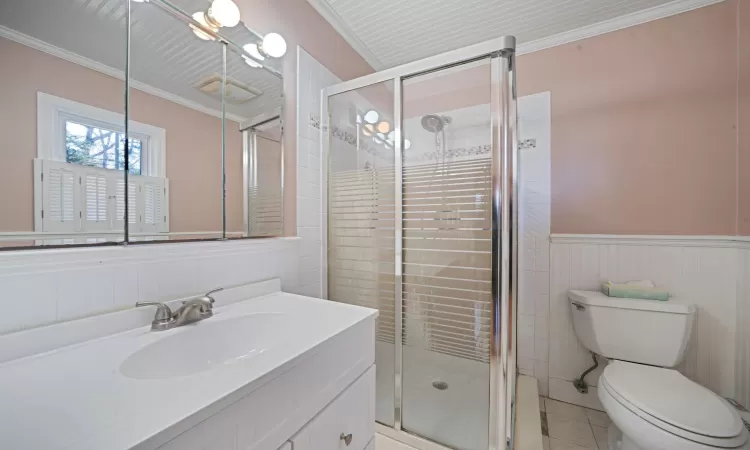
[{"left": 291, "top": 366, "right": 375, "bottom": 450}]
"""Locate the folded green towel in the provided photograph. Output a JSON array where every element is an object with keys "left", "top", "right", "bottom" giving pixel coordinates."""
[{"left": 601, "top": 282, "right": 670, "bottom": 301}]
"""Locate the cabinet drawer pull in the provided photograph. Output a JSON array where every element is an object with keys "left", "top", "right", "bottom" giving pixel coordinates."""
[{"left": 340, "top": 433, "right": 353, "bottom": 446}]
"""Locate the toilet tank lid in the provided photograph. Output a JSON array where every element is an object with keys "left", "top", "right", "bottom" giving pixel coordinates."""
[{"left": 568, "top": 290, "right": 694, "bottom": 315}]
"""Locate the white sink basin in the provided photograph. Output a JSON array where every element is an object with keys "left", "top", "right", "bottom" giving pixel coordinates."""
[{"left": 120, "top": 313, "right": 287, "bottom": 379}]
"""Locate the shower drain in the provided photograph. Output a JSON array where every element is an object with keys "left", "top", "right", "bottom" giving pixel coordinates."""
[{"left": 432, "top": 381, "right": 449, "bottom": 390}]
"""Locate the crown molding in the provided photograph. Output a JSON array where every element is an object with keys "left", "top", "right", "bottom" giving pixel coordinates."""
[
  {"left": 550, "top": 233, "right": 750, "bottom": 248},
  {"left": 517, "top": 0, "right": 725, "bottom": 56},
  {"left": 305, "top": 0, "right": 385, "bottom": 71},
  {"left": 0, "top": 26, "right": 247, "bottom": 123}
]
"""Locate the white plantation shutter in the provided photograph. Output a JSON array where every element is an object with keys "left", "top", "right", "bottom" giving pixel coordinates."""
[
  {"left": 34, "top": 159, "right": 169, "bottom": 234},
  {"left": 82, "top": 170, "right": 110, "bottom": 231},
  {"left": 136, "top": 176, "right": 168, "bottom": 233},
  {"left": 115, "top": 179, "right": 137, "bottom": 229},
  {"left": 38, "top": 160, "right": 79, "bottom": 232}
]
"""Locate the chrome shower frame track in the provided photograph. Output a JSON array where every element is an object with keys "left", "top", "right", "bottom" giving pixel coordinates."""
[{"left": 322, "top": 35, "right": 518, "bottom": 450}]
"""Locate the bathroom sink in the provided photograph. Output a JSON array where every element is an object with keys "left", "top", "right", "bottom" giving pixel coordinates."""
[{"left": 120, "top": 313, "right": 287, "bottom": 379}]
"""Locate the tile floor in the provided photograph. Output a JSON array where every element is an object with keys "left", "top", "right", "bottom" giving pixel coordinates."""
[
  {"left": 540, "top": 397, "right": 610, "bottom": 450},
  {"left": 376, "top": 396, "right": 612, "bottom": 450}
]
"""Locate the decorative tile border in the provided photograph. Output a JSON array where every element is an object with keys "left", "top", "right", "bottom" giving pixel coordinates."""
[{"left": 311, "top": 113, "right": 537, "bottom": 163}]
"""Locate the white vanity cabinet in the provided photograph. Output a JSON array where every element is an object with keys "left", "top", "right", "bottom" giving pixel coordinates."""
[
  {"left": 151, "top": 304, "right": 376, "bottom": 450},
  {"left": 290, "top": 366, "right": 375, "bottom": 450},
  {"left": 156, "top": 366, "right": 375, "bottom": 450}
]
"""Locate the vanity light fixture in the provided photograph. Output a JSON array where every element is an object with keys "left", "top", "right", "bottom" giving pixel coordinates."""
[{"left": 191, "top": 0, "right": 240, "bottom": 40}]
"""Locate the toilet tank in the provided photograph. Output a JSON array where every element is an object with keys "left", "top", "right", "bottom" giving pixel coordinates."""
[{"left": 568, "top": 290, "right": 695, "bottom": 367}]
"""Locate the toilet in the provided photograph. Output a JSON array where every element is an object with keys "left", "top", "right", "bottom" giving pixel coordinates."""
[{"left": 568, "top": 290, "right": 749, "bottom": 450}]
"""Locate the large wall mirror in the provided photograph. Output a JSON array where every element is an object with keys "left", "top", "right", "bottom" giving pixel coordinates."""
[{"left": 0, "top": 0, "right": 284, "bottom": 249}]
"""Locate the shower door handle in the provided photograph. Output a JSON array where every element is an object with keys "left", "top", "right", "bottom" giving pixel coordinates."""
[{"left": 340, "top": 433, "right": 353, "bottom": 446}]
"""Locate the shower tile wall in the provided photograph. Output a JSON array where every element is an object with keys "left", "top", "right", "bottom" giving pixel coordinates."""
[
  {"left": 517, "top": 92, "right": 552, "bottom": 396},
  {"left": 293, "top": 47, "right": 341, "bottom": 298}
]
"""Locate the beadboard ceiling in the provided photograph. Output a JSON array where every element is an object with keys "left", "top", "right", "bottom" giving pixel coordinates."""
[
  {"left": 0, "top": 0, "right": 282, "bottom": 122},
  {"left": 309, "top": 0, "right": 722, "bottom": 69}
]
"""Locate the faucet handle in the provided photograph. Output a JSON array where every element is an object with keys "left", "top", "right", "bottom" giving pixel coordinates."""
[
  {"left": 135, "top": 302, "right": 173, "bottom": 321},
  {"left": 204, "top": 287, "right": 223, "bottom": 304}
]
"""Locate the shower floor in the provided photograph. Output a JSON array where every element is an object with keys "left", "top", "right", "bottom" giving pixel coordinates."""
[{"left": 375, "top": 341, "right": 490, "bottom": 450}]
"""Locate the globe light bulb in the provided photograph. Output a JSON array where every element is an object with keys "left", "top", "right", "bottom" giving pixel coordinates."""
[
  {"left": 208, "top": 0, "right": 240, "bottom": 27},
  {"left": 404, "top": 139, "right": 412, "bottom": 150},
  {"left": 377, "top": 121, "right": 390, "bottom": 134},
  {"left": 363, "top": 110, "right": 379, "bottom": 124},
  {"left": 261, "top": 33, "right": 287, "bottom": 58}
]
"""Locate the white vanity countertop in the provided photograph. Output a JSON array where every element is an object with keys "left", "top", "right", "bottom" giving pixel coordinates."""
[{"left": 0, "top": 292, "right": 377, "bottom": 450}]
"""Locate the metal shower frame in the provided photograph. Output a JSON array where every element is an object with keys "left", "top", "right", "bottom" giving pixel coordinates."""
[{"left": 321, "top": 36, "right": 519, "bottom": 450}]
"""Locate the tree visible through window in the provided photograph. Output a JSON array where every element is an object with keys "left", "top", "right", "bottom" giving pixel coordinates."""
[{"left": 65, "top": 120, "right": 142, "bottom": 175}]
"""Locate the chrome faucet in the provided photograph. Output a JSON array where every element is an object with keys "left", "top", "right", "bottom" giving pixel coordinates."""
[{"left": 136, "top": 288, "right": 223, "bottom": 331}]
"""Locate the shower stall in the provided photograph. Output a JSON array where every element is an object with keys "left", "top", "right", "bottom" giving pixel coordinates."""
[{"left": 322, "top": 36, "right": 518, "bottom": 450}]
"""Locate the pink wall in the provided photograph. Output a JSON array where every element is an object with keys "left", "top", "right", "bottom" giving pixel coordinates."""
[
  {"left": 519, "top": 1, "right": 740, "bottom": 235},
  {"left": 739, "top": 0, "right": 750, "bottom": 235},
  {"left": 0, "top": 37, "right": 243, "bottom": 233},
  {"left": 235, "top": 0, "right": 375, "bottom": 235}
]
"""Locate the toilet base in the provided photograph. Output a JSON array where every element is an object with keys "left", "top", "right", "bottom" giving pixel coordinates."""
[{"left": 607, "top": 424, "right": 646, "bottom": 450}]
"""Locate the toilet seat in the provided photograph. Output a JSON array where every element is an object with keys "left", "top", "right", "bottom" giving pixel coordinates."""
[{"left": 600, "top": 361, "right": 748, "bottom": 449}]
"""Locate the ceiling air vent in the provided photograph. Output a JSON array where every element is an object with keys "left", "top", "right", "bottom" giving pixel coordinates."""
[{"left": 196, "top": 74, "right": 262, "bottom": 105}]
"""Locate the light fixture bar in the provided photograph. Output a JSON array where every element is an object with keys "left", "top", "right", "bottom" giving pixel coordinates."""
[{"left": 145, "top": 0, "right": 282, "bottom": 78}]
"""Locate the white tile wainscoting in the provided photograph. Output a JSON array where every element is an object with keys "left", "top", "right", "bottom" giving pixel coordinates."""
[
  {"left": 547, "top": 234, "right": 750, "bottom": 410},
  {"left": 0, "top": 238, "right": 299, "bottom": 335},
  {"left": 293, "top": 46, "right": 341, "bottom": 299},
  {"left": 517, "top": 92, "right": 552, "bottom": 396}
]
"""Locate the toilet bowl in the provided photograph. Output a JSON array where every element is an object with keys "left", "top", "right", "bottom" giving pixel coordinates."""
[
  {"left": 568, "top": 290, "right": 749, "bottom": 450},
  {"left": 599, "top": 360, "right": 748, "bottom": 450}
]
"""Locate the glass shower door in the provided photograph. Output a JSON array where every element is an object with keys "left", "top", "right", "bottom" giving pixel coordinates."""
[
  {"left": 324, "top": 37, "right": 518, "bottom": 450},
  {"left": 400, "top": 58, "right": 493, "bottom": 449}
]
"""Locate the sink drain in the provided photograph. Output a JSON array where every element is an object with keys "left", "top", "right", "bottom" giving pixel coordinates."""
[{"left": 432, "top": 381, "right": 448, "bottom": 390}]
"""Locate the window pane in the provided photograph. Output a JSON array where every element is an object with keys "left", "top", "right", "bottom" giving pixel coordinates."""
[{"left": 65, "top": 120, "right": 141, "bottom": 174}]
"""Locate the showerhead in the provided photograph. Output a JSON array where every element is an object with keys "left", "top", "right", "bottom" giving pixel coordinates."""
[{"left": 421, "top": 114, "right": 445, "bottom": 133}]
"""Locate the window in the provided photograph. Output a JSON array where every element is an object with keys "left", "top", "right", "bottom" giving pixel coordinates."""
[
  {"left": 37, "top": 92, "right": 165, "bottom": 177},
  {"left": 65, "top": 120, "right": 143, "bottom": 174}
]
